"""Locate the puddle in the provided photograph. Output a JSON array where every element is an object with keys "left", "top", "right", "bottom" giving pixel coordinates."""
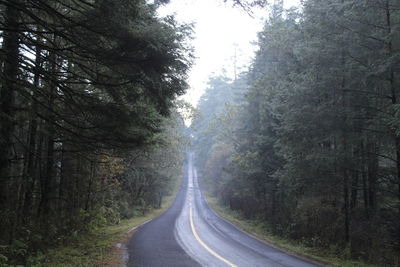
[{"left": 116, "top": 242, "right": 129, "bottom": 267}]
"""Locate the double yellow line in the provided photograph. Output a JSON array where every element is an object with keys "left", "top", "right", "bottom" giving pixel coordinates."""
[{"left": 189, "top": 199, "right": 237, "bottom": 267}]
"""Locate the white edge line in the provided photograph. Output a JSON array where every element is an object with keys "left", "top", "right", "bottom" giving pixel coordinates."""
[{"left": 128, "top": 219, "right": 152, "bottom": 233}]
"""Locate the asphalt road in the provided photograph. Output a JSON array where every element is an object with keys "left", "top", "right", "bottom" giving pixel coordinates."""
[{"left": 128, "top": 153, "right": 321, "bottom": 267}]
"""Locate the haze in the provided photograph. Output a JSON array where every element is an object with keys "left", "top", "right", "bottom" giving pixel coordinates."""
[{"left": 158, "top": 0, "right": 300, "bottom": 106}]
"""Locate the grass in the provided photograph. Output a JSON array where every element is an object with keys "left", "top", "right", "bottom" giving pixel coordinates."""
[
  {"left": 28, "top": 179, "right": 181, "bottom": 267},
  {"left": 205, "top": 193, "right": 378, "bottom": 267}
]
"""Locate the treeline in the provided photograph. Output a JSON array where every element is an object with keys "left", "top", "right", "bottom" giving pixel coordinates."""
[
  {"left": 0, "top": 0, "right": 191, "bottom": 264},
  {"left": 192, "top": 0, "right": 400, "bottom": 265}
]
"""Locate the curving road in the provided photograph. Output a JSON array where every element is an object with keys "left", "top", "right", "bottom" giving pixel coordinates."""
[{"left": 128, "top": 153, "right": 321, "bottom": 267}]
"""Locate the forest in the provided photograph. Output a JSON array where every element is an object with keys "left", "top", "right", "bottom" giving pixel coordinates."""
[
  {"left": 1, "top": 0, "right": 399, "bottom": 266},
  {"left": 192, "top": 0, "right": 400, "bottom": 266},
  {"left": 0, "top": 0, "right": 193, "bottom": 264}
]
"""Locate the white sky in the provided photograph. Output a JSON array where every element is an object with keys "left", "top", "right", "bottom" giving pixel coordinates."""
[{"left": 158, "top": 0, "right": 299, "bottom": 107}]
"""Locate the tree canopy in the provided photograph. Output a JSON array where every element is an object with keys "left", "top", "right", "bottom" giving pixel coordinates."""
[
  {"left": 192, "top": 1, "right": 400, "bottom": 265},
  {"left": 0, "top": 0, "right": 192, "bottom": 264}
]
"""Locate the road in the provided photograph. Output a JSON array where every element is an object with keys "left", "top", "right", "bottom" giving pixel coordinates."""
[{"left": 128, "top": 153, "right": 321, "bottom": 267}]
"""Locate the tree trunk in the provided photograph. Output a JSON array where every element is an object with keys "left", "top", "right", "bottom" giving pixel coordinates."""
[
  {"left": 85, "top": 160, "right": 95, "bottom": 211},
  {"left": 367, "top": 141, "right": 378, "bottom": 214},
  {"left": 23, "top": 39, "right": 43, "bottom": 219},
  {"left": 38, "top": 41, "right": 57, "bottom": 224},
  {"left": 0, "top": 1, "right": 20, "bottom": 211},
  {"left": 343, "top": 170, "right": 350, "bottom": 242},
  {"left": 350, "top": 171, "right": 358, "bottom": 210},
  {"left": 0, "top": 1, "right": 20, "bottom": 242},
  {"left": 385, "top": 0, "right": 400, "bottom": 250}
]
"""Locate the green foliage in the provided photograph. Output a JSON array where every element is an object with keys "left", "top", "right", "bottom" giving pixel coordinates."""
[
  {"left": 0, "top": 240, "right": 28, "bottom": 266},
  {"left": 23, "top": 177, "right": 181, "bottom": 267},
  {"left": 193, "top": 1, "right": 400, "bottom": 266},
  {"left": 0, "top": 0, "right": 191, "bottom": 265}
]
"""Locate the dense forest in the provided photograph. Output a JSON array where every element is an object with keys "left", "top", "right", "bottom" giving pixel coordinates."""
[
  {"left": 2, "top": 0, "right": 400, "bottom": 266},
  {"left": 192, "top": 0, "right": 400, "bottom": 266},
  {"left": 0, "top": 0, "right": 193, "bottom": 264}
]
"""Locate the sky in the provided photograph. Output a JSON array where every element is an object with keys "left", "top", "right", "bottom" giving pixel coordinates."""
[{"left": 158, "top": 0, "right": 300, "bottom": 107}]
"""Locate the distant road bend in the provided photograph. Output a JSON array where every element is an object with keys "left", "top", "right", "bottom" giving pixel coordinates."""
[{"left": 128, "top": 153, "right": 320, "bottom": 267}]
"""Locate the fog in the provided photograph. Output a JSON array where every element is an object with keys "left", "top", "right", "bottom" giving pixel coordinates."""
[{"left": 158, "top": 0, "right": 300, "bottom": 106}]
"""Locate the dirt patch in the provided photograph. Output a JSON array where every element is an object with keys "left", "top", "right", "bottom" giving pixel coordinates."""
[{"left": 98, "top": 230, "right": 135, "bottom": 267}]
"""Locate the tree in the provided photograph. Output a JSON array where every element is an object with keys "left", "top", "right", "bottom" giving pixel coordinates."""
[
  {"left": 0, "top": 0, "right": 192, "bottom": 263},
  {"left": 194, "top": 1, "right": 400, "bottom": 264}
]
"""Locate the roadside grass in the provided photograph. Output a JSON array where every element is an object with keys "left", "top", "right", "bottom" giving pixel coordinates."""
[
  {"left": 205, "top": 194, "right": 378, "bottom": 267},
  {"left": 27, "top": 178, "right": 181, "bottom": 267}
]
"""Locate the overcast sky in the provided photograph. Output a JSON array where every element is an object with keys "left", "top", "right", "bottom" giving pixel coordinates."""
[{"left": 158, "top": 0, "right": 300, "bottom": 106}]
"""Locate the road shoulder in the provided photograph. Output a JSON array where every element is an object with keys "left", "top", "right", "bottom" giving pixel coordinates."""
[{"left": 205, "top": 193, "right": 377, "bottom": 267}]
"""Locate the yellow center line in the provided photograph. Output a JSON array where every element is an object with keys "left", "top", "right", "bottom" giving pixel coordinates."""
[{"left": 189, "top": 200, "right": 237, "bottom": 267}]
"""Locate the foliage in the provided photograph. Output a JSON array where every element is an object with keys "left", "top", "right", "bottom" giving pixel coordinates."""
[
  {"left": 192, "top": 1, "right": 400, "bottom": 265},
  {"left": 0, "top": 0, "right": 191, "bottom": 264},
  {"left": 23, "top": 179, "right": 181, "bottom": 267}
]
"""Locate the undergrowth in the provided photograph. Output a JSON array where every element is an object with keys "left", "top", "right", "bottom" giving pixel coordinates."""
[{"left": 0, "top": 177, "right": 181, "bottom": 267}]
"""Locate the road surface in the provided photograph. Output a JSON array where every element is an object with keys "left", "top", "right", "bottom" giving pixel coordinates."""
[{"left": 128, "top": 153, "right": 320, "bottom": 267}]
